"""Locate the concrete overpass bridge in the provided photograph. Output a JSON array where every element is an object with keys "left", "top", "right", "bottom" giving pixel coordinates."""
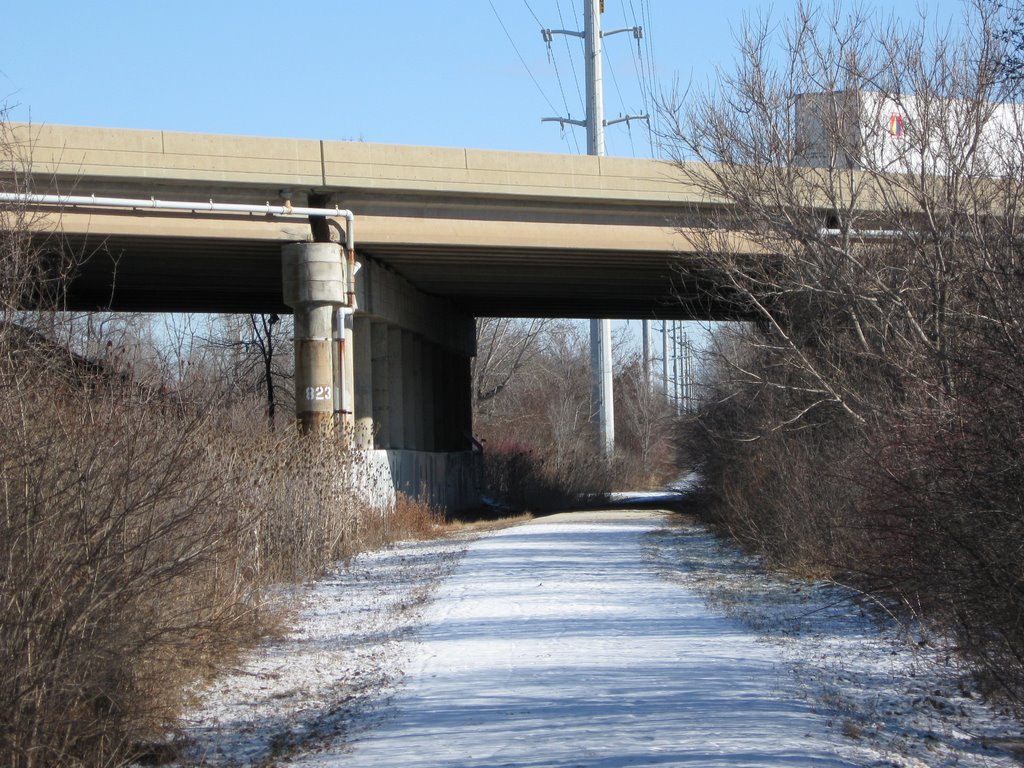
[{"left": 7, "top": 123, "right": 741, "bottom": 508}]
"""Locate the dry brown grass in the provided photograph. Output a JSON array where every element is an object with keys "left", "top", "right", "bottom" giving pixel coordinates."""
[
  {"left": 0, "top": 350, "right": 467, "bottom": 767},
  {"left": 445, "top": 513, "right": 534, "bottom": 534}
]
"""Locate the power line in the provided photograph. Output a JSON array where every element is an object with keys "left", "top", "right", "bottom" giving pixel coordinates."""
[
  {"left": 522, "top": 0, "right": 544, "bottom": 27},
  {"left": 602, "top": 0, "right": 652, "bottom": 157},
  {"left": 556, "top": 0, "right": 585, "bottom": 111},
  {"left": 539, "top": 0, "right": 583, "bottom": 154},
  {"left": 604, "top": 52, "right": 636, "bottom": 156},
  {"left": 647, "top": 1, "right": 660, "bottom": 154},
  {"left": 622, "top": 0, "right": 651, "bottom": 114},
  {"left": 537, "top": 0, "right": 647, "bottom": 158},
  {"left": 641, "top": 0, "right": 658, "bottom": 112},
  {"left": 625, "top": 0, "right": 658, "bottom": 156},
  {"left": 548, "top": 49, "right": 583, "bottom": 154},
  {"left": 489, "top": 0, "right": 562, "bottom": 119}
]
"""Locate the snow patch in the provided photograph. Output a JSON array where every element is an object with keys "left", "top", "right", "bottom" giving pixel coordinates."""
[{"left": 647, "top": 520, "right": 1023, "bottom": 767}]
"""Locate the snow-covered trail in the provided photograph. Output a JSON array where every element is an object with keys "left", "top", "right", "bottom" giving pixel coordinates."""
[{"left": 298, "top": 511, "right": 863, "bottom": 767}]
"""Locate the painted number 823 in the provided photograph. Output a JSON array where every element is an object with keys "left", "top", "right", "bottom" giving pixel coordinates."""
[{"left": 305, "top": 385, "right": 332, "bottom": 402}]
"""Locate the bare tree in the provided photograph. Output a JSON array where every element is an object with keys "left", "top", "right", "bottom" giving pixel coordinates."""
[
  {"left": 248, "top": 312, "right": 283, "bottom": 427},
  {"left": 472, "top": 317, "right": 552, "bottom": 410},
  {"left": 614, "top": 352, "right": 678, "bottom": 484},
  {"left": 200, "top": 312, "right": 294, "bottom": 429},
  {"left": 662, "top": 0, "right": 1024, "bottom": 707}
]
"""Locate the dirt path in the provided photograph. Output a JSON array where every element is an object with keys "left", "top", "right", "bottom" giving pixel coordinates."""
[
  {"left": 292, "top": 511, "right": 868, "bottom": 766},
  {"left": 172, "top": 511, "right": 1021, "bottom": 767}
]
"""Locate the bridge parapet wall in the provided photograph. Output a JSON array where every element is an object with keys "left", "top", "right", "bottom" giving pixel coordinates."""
[{"left": 14, "top": 122, "right": 703, "bottom": 206}]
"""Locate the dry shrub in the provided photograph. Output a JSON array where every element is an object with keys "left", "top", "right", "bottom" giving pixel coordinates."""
[
  {"left": 0, "top": 113, "right": 436, "bottom": 765},
  {"left": 0, "top": 364, "right": 254, "bottom": 767},
  {"left": 613, "top": 354, "right": 681, "bottom": 489},
  {"left": 386, "top": 493, "right": 447, "bottom": 541},
  {"left": 478, "top": 431, "right": 633, "bottom": 513},
  {"left": 855, "top": 384, "right": 1024, "bottom": 700},
  {"left": 0, "top": 346, "right": 443, "bottom": 767},
  {"left": 474, "top": 319, "right": 677, "bottom": 510},
  {"left": 684, "top": 328, "right": 866, "bottom": 577},
  {"left": 665, "top": 1, "right": 1024, "bottom": 711},
  {"left": 481, "top": 440, "right": 580, "bottom": 512},
  {"left": 691, "top": 322, "right": 1024, "bottom": 705},
  {"left": 225, "top": 428, "right": 367, "bottom": 582}
]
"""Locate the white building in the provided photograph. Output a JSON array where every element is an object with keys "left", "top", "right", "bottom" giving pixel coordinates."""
[{"left": 795, "top": 90, "right": 1024, "bottom": 176}]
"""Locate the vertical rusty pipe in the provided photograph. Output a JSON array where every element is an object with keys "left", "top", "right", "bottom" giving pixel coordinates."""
[
  {"left": 332, "top": 306, "right": 356, "bottom": 435},
  {"left": 341, "top": 219, "right": 358, "bottom": 441},
  {"left": 342, "top": 308, "right": 355, "bottom": 430}
]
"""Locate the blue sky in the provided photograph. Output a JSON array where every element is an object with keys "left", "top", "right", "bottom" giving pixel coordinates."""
[
  {"left": 3, "top": 1, "right": 966, "bottom": 159},
  {"left": 1, "top": 1, "right": 968, "bottom": 349}
]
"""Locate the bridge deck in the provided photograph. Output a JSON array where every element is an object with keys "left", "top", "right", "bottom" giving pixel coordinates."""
[{"left": 10, "top": 123, "right": 745, "bottom": 319}]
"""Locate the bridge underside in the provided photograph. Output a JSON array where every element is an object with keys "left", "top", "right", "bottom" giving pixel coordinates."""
[
  {"left": 42, "top": 214, "right": 744, "bottom": 321},
  {"left": 50, "top": 238, "right": 743, "bottom": 320},
  {"left": 353, "top": 244, "right": 739, "bottom": 320}
]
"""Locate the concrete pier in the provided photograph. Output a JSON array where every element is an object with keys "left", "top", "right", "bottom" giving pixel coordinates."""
[{"left": 282, "top": 242, "right": 347, "bottom": 434}]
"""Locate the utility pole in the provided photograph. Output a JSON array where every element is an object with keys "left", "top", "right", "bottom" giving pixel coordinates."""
[
  {"left": 681, "top": 327, "right": 690, "bottom": 412},
  {"left": 673, "top": 322, "right": 681, "bottom": 413},
  {"left": 661, "top": 320, "right": 669, "bottom": 400},
  {"left": 642, "top": 319, "right": 652, "bottom": 393},
  {"left": 541, "top": 0, "right": 647, "bottom": 461}
]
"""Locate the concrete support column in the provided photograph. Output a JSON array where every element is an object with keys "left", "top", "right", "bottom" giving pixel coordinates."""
[
  {"left": 387, "top": 326, "right": 405, "bottom": 449},
  {"left": 371, "top": 322, "right": 390, "bottom": 448},
  {"left": 344, "top": 311, "right": 355, "bottom": 428},
  {"left": 433, "top": 345, "right": 446, "bottom": 450},
  {"left": 448, "top": 352, "right": 464, "bottom": 454},
  {"left": 421, "top": 341, "right": 436, "bottom": 452},
  {"left": 440, "top": 349, "right": 456, "bottom": 451},
  {"left": 454, "top": 353, "right": 473, "bottom": 450},
  {"left": 353, "top": 316, "right": 374, "bottom": 449},
  {"left": 332, "top": 308, "right": 355, "bottom": 437},
  {"left": 282, "top": 242, "right": 345, "bottom": 434},
  {"left": 433, "top": 349, "right": 448, "bottom": 451},
  {"left": 402, "top": 331, "right": 420, "bottom": 451},
  {"left": 445, "top": 350, "right": 461, "bottom": 451}
]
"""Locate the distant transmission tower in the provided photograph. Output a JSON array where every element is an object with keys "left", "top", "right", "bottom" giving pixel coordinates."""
[
  {"left": 661, "top": 320, "right": 695, "bottom": 414},
  {"left": 539, "top": 0, "right": 648, "bottom": 460}
]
